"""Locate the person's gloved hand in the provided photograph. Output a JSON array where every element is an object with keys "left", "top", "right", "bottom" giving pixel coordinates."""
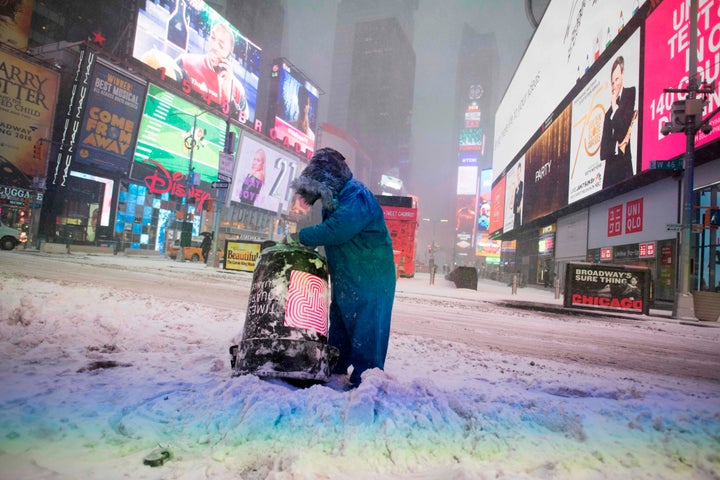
[{"left": 282, "top": 233, "right": 301, "bottom": 246}]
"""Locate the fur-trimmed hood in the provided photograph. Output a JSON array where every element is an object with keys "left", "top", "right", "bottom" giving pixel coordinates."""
[{"left": 290, "top": 148, "right": 353, "bottom": 211}]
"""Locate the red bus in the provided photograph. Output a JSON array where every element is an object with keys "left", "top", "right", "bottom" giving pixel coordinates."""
[{"left": 376, "top": 195, "right": 418, "bottom": 277}]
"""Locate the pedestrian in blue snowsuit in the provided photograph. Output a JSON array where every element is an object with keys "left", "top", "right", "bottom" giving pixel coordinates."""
[{"left": 290, "top": 148, "right": 396, "bottom": 387}]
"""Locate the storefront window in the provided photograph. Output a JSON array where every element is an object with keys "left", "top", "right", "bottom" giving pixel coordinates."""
[{"left": 695, "top": 184, "right": 720, "bottom": 292}]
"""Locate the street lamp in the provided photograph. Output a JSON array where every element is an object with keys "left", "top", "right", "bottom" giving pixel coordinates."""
[
  {"left": 422, "top": 217, "right": 448, "bottom": 259},
  {"left": 660, "top": 0, "right": 717, "bottom": 319}
]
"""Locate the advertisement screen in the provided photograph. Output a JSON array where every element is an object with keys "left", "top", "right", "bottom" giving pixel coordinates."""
[
  {"left": 456, "top": 165, "right": 478, "bottom": 196},
  {"left": 132, "top": 0, "right": 261, "bottom": 124},
  {"left": 77, "top": 63, "right": 146, "bottom": 174},
  {"left": 493, "top": 0, "right": 640, "bottom": 179},
  {"left": 0, "top": 50, "right": 60, "bottom": 188},
  {"left": 564, "top": 263, "right": 650, "bottom": 315},
  {"left": 503, "top": 159, "right": 524, "bottom": 234},
  {"left": 0, "top": 0, "right": 33, "bottom": 50},
  {"left": 476, "top": 169, "right": 500, "bottom": 258},
  {"left": 522, "top": 106, "right": 571, "bottom": 224},
  {"left": 267, "top": 59, "right": 319, "bottom": 157},
  {"left": 455, "top": 194, "right": 476, "bottom": 254},
  {"left": 488, "top": 176, "right": 505, "bottom": 236},
  {"left": 459, "top": 127, "right": 484, "bottom": 151},
  {"left": 231, "top": 135, "right": 304, "bottom": 214},
  {"left": 569, "top": 30, "right": 640, "bottom": 203},
  {"left": 132, "top": 84, "right": 239, "bottom": 184},
  {"left": 641, "top": 0, "right": 720, "bottom": 168},
  {"left": 224, "top": 240, "right": 262, "bottom": 272}
]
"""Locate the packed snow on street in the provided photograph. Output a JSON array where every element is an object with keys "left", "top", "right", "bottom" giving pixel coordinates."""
[{"left": 1, "top": 250, "right": 719, "bottom": 479}]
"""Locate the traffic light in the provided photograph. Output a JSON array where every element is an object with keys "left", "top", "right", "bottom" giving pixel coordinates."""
[
  {"left": 703, "top": 208, "right": 720, "bottom": 228},
  {"left": 224, "top": 131, "right": 236, "bottom": 154}
]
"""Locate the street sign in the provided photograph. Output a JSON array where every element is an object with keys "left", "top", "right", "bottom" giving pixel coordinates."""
[
  {"left": 649, "top": 159, "right": 683, "bottom": 170},
  {"left": 218, "top": 152, "right": 234, "bottom": 181},
  {"left": 666, "top": 223, "right": 682, "bottom": 231},
  {"left": 211, "top": 181, "right": 230, "bottom": 189}
]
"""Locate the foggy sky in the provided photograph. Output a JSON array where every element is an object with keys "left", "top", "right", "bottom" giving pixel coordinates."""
[{"left": 282, "top": 0, "right": 544, "bottom": 256}]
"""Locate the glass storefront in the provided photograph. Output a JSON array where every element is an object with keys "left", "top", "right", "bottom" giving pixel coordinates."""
[{"left": 696, "top": 183, "right": 720, "bottom": 292}]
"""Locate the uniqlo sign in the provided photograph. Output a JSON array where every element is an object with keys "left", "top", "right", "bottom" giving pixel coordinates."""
[
  {"left": 639, "top": 242, "right": 655, "bottom": 258},
  {"left": 626, "top": 198, "right": 643, "bottom": 233},
  {"left": 608, "top": 205, "right": 623, "bottom": 237}
]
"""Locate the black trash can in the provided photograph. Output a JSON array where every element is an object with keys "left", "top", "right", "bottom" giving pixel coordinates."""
[
  {"left": 232, "top": 243, "right": 338, "bottom": 381},
  {"left": 450, "top": 266, "right": 478, "bottom": 290}
]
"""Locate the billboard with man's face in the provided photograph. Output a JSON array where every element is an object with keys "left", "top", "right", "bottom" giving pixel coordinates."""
[
  {"left": 132, "top": 0, "right": 261, "bottom": 124},
  {"left": 493, "top": 0, "right": 641, "bottom": 179},
  {"left": 569, "top": 30, "right": 640, "bottom": 203}
]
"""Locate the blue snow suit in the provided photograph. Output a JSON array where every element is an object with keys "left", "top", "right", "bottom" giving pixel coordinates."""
[{"left": 291, "top": 148, "right": 396, "bottom": 385}]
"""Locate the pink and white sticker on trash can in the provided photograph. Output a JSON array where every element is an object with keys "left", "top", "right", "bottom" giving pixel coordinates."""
[{"left": 284, "top": 270, "right": 329, "bottom": 336}]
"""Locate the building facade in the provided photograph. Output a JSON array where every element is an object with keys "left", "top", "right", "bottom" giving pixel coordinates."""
[
  {"left": 0, "top": 0, "right": 315, "bottom": 259},
  {"left": 489, "top": 0, "right": 720, "bottom": 309}
]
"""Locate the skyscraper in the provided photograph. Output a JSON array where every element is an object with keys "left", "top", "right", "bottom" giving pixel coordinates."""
[{"left": 327, "top": 0, "right": 417, "bottom": 189}]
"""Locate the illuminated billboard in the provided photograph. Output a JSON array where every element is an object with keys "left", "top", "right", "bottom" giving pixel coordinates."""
[
  {"left": 132, "top": 83, "right": 240, "bottom": 184},
  {"left": 132, "top": 0, "right": 261, "bottom": 124},
  {"left": 455, "top": 194, "right": 476, "bottom": 255},
  {"left": 231, "top": 135, "right": 304, "bottom": 214},
  {"left": 488, "top": 176, "right": 505, "bottom": 236},
  {"left": 0, "top": 0, "right": 33, "bottom": 50},
  {"left": 523, "top": 106, "right": 571, "bottom": 224},
  {"left": 641, "top": 0, "right": 720, "bottom": 169},
  {"left": 456, "top": 165, "right": 478, "bottom": 196},
  {"left": 493, "top": 0, "right": 640, "bottom": 179},
  {"left": 503, "top": 159, "right": 524, "bottom": 234},
  {"left": 476, "top": 169, "right": 500, "bottom": 258},
  {"left": 569, "top": 30, "right": 640, "bottom": 203},
  {"left": 267, "top": 59, "right": 320, "bottom": 158},
  {"left": 76, "top": 62, "right": 146, "bottom": 175},
  {"left": 458, "top": 127, "right": 484, "bottom": 152},
  {"left": 0, "top": 49, "right": 60, "bottom": 188}
]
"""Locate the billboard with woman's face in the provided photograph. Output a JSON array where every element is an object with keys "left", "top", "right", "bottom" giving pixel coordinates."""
[
  {"left": 267, "top": 59, "right": 320, "bottom": 158},
  {"left": 231, "top": 135, "right": 304, "bottom": 214}
]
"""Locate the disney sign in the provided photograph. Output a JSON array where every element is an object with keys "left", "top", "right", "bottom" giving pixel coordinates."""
[{"left": 142, "top": 158, "right": 210, "bottom": 210}]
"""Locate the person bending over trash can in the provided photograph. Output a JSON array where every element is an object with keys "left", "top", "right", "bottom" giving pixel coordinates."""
[{"left": 288, "top": 148, "right": 396, "bottom": 387}]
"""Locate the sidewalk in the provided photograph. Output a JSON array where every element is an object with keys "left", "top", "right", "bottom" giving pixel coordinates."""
[{"left": 399, "top": 272, "right": 718, "bottom": 328}]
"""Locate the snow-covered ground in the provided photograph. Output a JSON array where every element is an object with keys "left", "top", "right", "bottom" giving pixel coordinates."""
[{"left": 1, "top": 250, "right": 719, "bottom": 479}]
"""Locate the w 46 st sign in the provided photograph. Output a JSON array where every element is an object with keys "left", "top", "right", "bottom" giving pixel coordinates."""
[{"left": 649, "top": 159, "right": 683, "bottom": 170}]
